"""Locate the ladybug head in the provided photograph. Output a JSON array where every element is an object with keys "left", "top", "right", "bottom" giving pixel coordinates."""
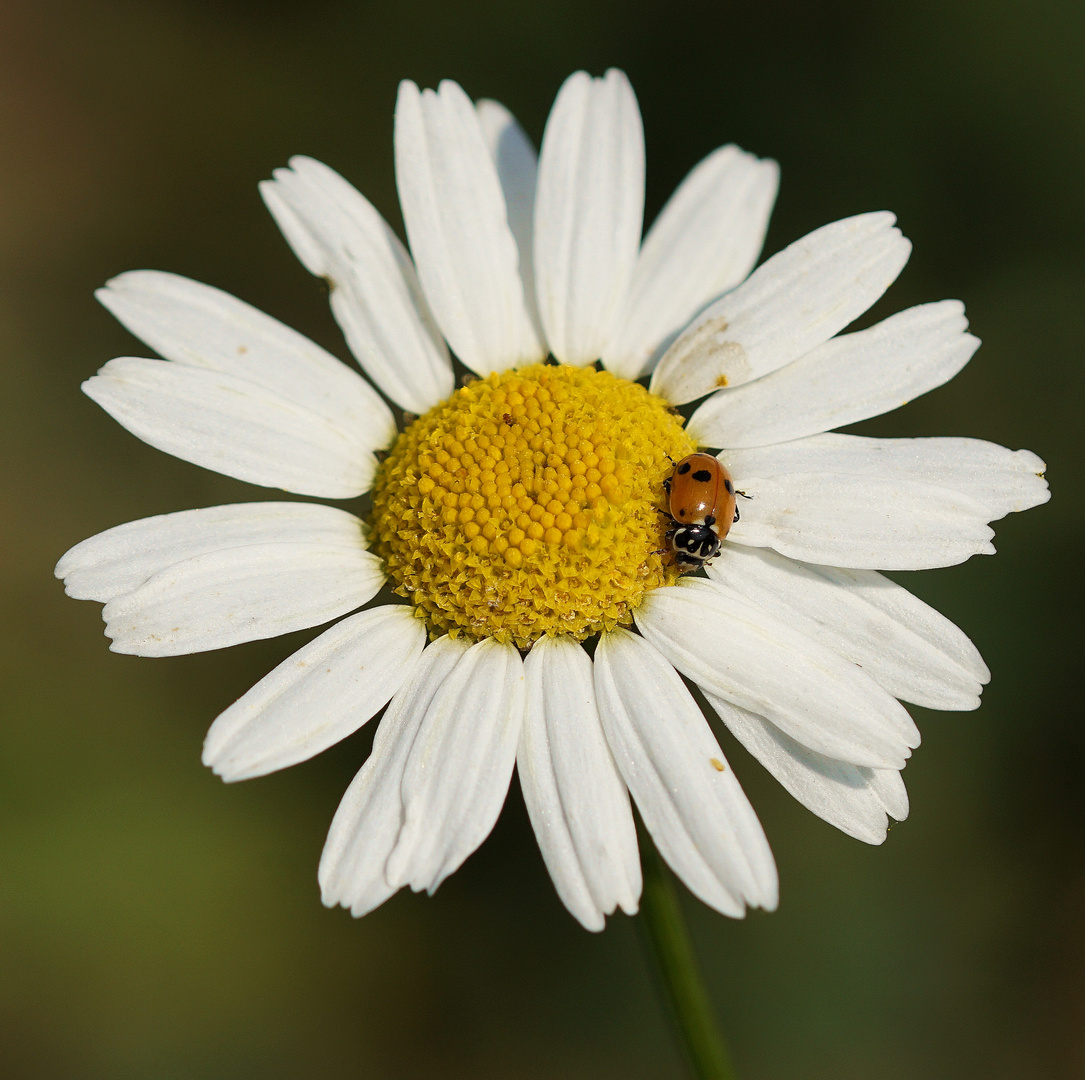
[{"left": 670, "top": 523, "right": 722, "bottom": 569}]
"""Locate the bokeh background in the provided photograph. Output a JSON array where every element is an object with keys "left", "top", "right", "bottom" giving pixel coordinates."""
[{"left": 1, "top": 1, "right": 1081, "bottom": 1077}]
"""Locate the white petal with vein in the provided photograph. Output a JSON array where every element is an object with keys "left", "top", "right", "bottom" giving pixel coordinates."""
[
  {"left": 518, "top": 636, "right": 640, "bottom": 930},
  {"left": 395, "top": 79, "right": 542, "bottom": 374},
  {"left": 689, "top": 301, "right": 980, "bottom": 447},
  {"left": 868, "top": 768, "right": 910, "bottom": 820},
  {"left": 203, "top": 605, "right": 426, "bottom": 782},
  {"left": 102, "top": 540, "right": 384, "bottom": 656},
  {"left": 56, "top": 502, "right": 368, "bottom": 604},
  {"left": 594, "top": 628, "right": 777, "bottom": 917},
  {"left": 84, "top": 358, "right": 378, "bottom": 498},
  {"left": 725, "top": 433, "right": 1050, "bottom": 521},
  {"left": 319, "top": 636, "right": 469, "bottom": 916},
  {"left": 534, "top": 69, "right": 644, "bottom": 365},
  {"left": 604, "top": 145, "right": 778, "bottom": 379},
  {"left": 636, "top": 579, "right": 918, "bottom": 768},
  {"left": 705, "top": 545, "right": 989, "bottom": 709},
  {"left": 260, "top": 156, "right": 453, "bottom": 414},
  {"left": 476, "top": 98, "right": 544, "bottom": 343},
  {"left": 386, "top": 637, "right": 526, "bottom": 893},
  {"left": 651, "top": 212, "right": 911, "bottom": 404},
  {"left": 97, "top": 270, "right": 395, "bottom": 447},
  {"left": 725, "top": 471, "right": 995, "bottom": 570},
  {"left": 703, "top": 693, "right": 901, "bottom": 845}
]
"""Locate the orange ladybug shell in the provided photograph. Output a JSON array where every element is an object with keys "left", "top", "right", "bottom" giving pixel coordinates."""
[{"left": 668, "top": 453, "right": 737, "bottom": 540}]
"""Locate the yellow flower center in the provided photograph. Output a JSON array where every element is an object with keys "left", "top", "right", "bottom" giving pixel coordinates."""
[{"left": 371, "top": 364, "right": 696, "bottom": 649}]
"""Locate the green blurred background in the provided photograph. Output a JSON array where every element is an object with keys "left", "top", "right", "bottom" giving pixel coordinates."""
[{"left": 1, "top": 1, "right": 1081, "bottom": 1076}]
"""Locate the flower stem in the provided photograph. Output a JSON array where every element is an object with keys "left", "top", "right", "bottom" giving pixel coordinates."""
[{"left": 638, "top": 831, "right": 737, "bottom": 1080}]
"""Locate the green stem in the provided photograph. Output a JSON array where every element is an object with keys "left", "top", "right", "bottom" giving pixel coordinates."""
[{"left": 638, "top": 831, "right": 738, "bottom": 1080}]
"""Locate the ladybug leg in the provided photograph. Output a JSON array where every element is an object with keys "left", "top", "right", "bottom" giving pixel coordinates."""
[{"left": 732, "top": 489, "right": 752, "bottom": 523}]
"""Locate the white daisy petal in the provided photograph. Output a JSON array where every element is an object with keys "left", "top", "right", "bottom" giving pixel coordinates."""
[
  {"left": 56, "top": 502, "right": 368, "bottom": 604},
  {"left": 726, "top": 471, "right": 995, "bottom": 570},
  {"left": 725, "top": 433, "right": 1050, "bottom": 522},
  {"left": 260, "top": 156, "right": 454, "bottom": 415},
  {"left": 867, "top": 767, "right": 910, "bottom": 821},
  {"left": 518, "top": 636, "right": 640, "bottom": 931},
  {"left": 476, "top": 99, "right": 544, "bottom": 343},
  {"left": 705, "top": 545, "right": 989, "bottom": 710},
  {"left": 97, "top": 270, "right": 395, "bottom": 448},
  {"left": 604, "top": 145, "right": 779, "bottom": 380},
  {"left": 651, "top": 212, "right": 911, "bottom": 404},
  {"left": 203, "top": 605, "right": 426, "bottom": 782},
  {"left": 594, "top": 628, "right": 777, "bottom": 916},
  {"left": 688, "top": 300, "right": 981, "bottom": 448},
  {"left": 319, "top": 635, "right": 469, "bottom": 917},
  {"left": 84, "top": 358, "right": 378, "bottom": 498},
  {"left": 534, "top": 69, "right": 645, "bottom": 366},
  {"left": 636, "top": 579, "right": 919, "bottom": 769},
  {"left": 386, "top": 637, "right": 526, "bottom": 894},
  {"left": 257, "top": 179, "right": 325, "bottom": 274},
  {"left": 701, "top": 692, "right": 899, "bottom": 846},
  {"left": 102, "top": 541, "right": 384, "bottom": 657},
  {"left": 394, "top": 79, "right": 543, "bottom": 374}
]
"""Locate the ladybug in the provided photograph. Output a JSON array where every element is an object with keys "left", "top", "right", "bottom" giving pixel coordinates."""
[{"left": 662, "top": 453, "right": 742, "bottom": 571}]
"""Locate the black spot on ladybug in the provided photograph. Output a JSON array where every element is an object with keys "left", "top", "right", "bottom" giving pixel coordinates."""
[
  {"left": 678, "top": 509, "right": 687, "bottom": 517},
  {"left": 677, "top": 461, "right": 691, "bottom": 475},
  {"left": 692, "top": 469, "right": 713, "bottom": 483},
  {"left": 704, "top": 514, "right": 716, "bottom": 528},
  {"left": 724, "top": 479, "right": 734, "bottom": 494}
]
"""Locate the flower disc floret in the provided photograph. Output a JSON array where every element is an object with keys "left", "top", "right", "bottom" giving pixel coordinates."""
[{"left": 371, "top": 364, "right": 695, "bottom": 648}]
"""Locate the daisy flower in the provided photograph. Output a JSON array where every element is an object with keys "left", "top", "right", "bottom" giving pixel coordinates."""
[{"left": 56, "top": 69, "right": 1049, "bottom": 932}]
